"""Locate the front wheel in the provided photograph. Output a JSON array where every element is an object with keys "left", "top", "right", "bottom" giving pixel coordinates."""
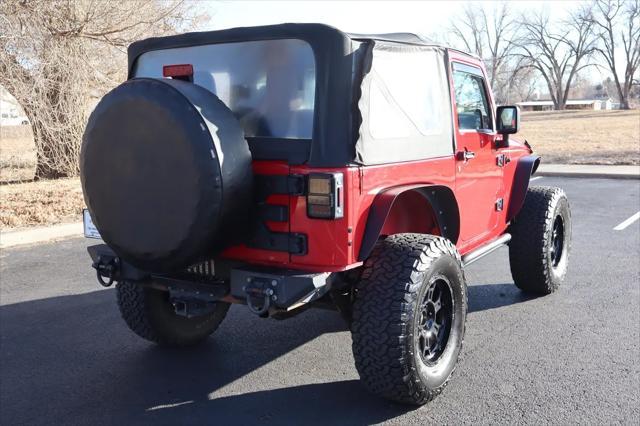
[
  {"left": 509, "top": 186, "right": 572, "bottom": 294},
  {"left": 116, "top": 281, "right": 230, "bottom": 347},
  {"left": 351, "top": 234, "right": 467, "bottom": 405}
]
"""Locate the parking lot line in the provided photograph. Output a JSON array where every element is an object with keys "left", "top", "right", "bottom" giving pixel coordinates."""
[
  {"left": 613, "top": 211, "right": 640, "bottom": 231},
  {"left": 530, "top": 176, "right": 543, "bottom": 181}
]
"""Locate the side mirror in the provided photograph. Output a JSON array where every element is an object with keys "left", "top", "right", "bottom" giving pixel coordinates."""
[{"left": 496, "top": 105, "right": 520, "bottom": 146}]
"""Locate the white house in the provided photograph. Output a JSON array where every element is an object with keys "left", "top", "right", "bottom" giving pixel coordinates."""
[
  {"left": 0, "top": 91, "right": 29, "bottom": 126},
  {"left": 516, "top": 98, "right": 613, "bottom": 112}
]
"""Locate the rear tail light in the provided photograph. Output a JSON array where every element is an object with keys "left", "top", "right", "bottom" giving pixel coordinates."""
[
  {"left": 162, "top": 64, "right": 194, "bottom": 81},
  {"left": 307, "top": 173, "right": 343, "bottom": 219}
]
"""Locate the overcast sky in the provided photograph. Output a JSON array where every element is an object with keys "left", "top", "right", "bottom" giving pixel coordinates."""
[
  {"left": 199, "top": 1, "right": 585, "bottom": 35},
  {"left": 196, "top": 0, "right": 613, "bottom": 83}
]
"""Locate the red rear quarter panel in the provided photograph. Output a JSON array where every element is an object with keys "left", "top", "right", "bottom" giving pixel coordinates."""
[
  {"left": 222, "top": 157, "right": 456, "bottom": 272},
  {"left": 222, "top": 51, "right": 533, "bottom": 272}
]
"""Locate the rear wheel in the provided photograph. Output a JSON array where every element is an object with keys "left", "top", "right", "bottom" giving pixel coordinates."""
[
  {"left": 116, "top": 281, "right": 230, "bottom": 347},
  {"left": 351, "top": 234, "right": 467, "bottom": 405},
  {"left": 509, "top": 186, "right": 571, "bottom": 294}
]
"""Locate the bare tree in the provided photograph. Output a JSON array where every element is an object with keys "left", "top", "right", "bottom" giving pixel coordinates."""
[
  {"left": 450, "top": 4, "right": 487, "bottom": 60},
  {"left": 0, "top": 0, "right": 204, "bottom": 179},
  {"left": 449, "top": 2, "right": 522, "bottom": 103},
  {"left": 516, "top": 7, "right": 597, "bottom": 110},
  {"left": 502, "top": 61, "right": 539, "bottom": 103},
  {"left": 592, "top": 0, "right": 640, "bottom": 109},
  {"left": 568, "top": 72, "right": 595, "bottom": 99}
]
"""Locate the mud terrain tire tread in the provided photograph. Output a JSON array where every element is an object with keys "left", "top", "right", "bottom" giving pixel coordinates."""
[
  {"left": 116, "top": 281, "right": 230, "bottom": 347},
  {"left": 351, "top": 233, "right": 467, "bottom": 405},
  {"left": 509, "top": 186, "right": 571, "bottom": 294}
]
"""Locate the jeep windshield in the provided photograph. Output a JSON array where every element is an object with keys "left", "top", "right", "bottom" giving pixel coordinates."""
[{"left": 133, "top": 39, "right": 316, "bottom": 140}]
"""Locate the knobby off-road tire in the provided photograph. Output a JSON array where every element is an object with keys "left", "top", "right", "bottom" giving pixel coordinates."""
[
  {"left": 509, "top": 186, "right": 572, "bottom": 294},
  {"left": 351, "top": 234, "right": 467, "bottom": 405},
  {"left": 116, "top": 281, "right": 230, "bottom": 347}
]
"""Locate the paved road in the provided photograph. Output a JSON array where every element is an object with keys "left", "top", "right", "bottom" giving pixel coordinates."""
[{"left": 1, "top": 177, "right": 638, "bottom": 425}]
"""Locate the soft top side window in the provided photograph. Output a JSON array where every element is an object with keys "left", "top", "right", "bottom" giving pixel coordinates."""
[
  {"left": 354, "top": 44, "right": 454, "bottom": 165},
  {"left": 452, "top": 63, "right": 493, "bottom": 131}
]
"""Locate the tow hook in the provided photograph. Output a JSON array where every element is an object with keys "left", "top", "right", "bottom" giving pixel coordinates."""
[
  {"left": 244, "top": 279, "right": 275, "bottom": 316},
  {"left": 92, "top": 255, "right": 119, "bottom": 287}
]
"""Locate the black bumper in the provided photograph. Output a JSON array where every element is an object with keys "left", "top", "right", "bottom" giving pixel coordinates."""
[{"left": 87, "top": 244, "right": 333, "bottom": 314}]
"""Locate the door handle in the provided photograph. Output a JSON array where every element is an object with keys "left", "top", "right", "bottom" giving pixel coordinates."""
[{"left": 457, "top": 150, "right": 476, "bottom": 161}]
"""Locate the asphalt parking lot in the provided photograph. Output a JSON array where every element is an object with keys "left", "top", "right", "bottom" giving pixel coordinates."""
[{"left": 1, "top": 177, "right": 638, "bottom": 425}]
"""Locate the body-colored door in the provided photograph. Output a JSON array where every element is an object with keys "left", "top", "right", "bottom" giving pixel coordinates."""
[{"left": 450, "top": 60, "right": 503, "bottom": 249}]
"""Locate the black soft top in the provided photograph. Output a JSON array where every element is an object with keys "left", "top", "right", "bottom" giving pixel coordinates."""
[
  {"left": 127, "top": 24, "right": 469, "bottom": 167},
  {"left": 348, "top": 32, "right": 478, "bottom": 59},
  {"left": 348, "top": 32, "right": 431, "bottom": 45},
  {"left": 129, "top": 23, "right": 361, "bottom": 166},
  {"left": 128, "top": 24, "right": 470, "bottom": 72},
  {"left": 128, "top": 23, "right": 355, "bottom": 77}
]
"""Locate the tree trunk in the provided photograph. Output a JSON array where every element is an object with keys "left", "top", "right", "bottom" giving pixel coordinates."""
[
  {"left": 620, "top": 95, "right": 630, "bottom": 109},
  {"left": 621, "top": 99, "right": 630, "bottom": 110},
  {"left": 612, "top": 73, "right": 626, "bottom": 110},
  {"left": 621, "top": 81, "right": 632, "bottom": 109},
  {"left": 35, "top": 156, "right": 67, "bottom": 180},
  {"left": 34, "top": 132, "right": 76, "bottom": 180},
  {"left": 29, "top": 117, "right": 72, "bottom": 180},
  {"left": 555, "top": 88, "right": 566, "bottom": 110}
]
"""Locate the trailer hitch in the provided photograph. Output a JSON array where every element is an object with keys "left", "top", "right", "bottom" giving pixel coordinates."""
[
  {"left": 244, "top": 279, "right": 274, "bottom": 316},
  {"left": 92, "top": 255, "right": 119, "bottom": 287}
]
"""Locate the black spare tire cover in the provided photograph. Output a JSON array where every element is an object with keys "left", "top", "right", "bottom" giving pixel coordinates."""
[{"left": 81, "top": 78, "right": 252, "bottom": 272}]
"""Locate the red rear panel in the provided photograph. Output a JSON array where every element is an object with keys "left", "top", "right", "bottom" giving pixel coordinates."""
[
  {"left": 222, "top": 161, "right": 291, "bottom": 265},
  {"left": 222, "top": 157, "right": 459, "bottom": 272}
]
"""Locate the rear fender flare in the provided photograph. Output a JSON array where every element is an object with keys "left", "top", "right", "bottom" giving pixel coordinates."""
[
  {"left": 358, "top": 185, "right": 460, "bottom": 261},
  {"left": 507, "top": 155, "right": 540, "bottom": 222}
]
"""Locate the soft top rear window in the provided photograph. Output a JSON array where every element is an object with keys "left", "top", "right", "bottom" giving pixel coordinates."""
[{"left": 133, "top": 39, "right": 316, "bottom": 139}]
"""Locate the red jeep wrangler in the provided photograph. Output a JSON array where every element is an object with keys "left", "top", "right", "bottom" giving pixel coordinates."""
[{"left": 81, "top": 24, "right": 571, "bottom": 405}]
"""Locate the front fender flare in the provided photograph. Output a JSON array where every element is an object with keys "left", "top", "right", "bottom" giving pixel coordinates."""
[
  {"left": 358, "top": 184, "right": 460, "bottom": 261},
  {"left": 507, "top": 155, "right": 540, "bottom": 222}
]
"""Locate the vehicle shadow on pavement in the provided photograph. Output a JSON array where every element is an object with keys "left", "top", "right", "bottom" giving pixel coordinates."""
[
  {"left": 467, "top": 283, "right": 538, "bottom": 313},
  {"left": 0, "top": 289, "right": 415, "bottom": 425},
  {"left": 1, "top": 283, "right": 535, "bottom": 424},
  {"left": 144, "top": 380, "right": 412, "bottom": 425}
]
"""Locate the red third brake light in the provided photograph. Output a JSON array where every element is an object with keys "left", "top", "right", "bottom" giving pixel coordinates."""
[{"left": 162, "top": 64, "right": 193, "bottom": 79}]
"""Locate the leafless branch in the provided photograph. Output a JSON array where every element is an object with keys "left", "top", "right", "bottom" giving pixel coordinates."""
[
  {"left": 448, "top": 2, "right": 524, "bottom": 103},
  {"left": 0, "top": 0, "right": 206, "bottom": 178},
  {"left": 514, "top": 6, "right": 597, "bottom": 109},
  {"left": 592, "top": 0, "right": 640, "bottom": 108}
]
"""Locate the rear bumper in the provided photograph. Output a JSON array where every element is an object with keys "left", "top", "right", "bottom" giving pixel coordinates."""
[
  {"left": 87, "top": 244, "right": 334, "bottom": 314},
  {"left": 87, "top": 244, "right": 147, "bottom": 283},
  {"left": 230, "top": 267, "right": 334, "bottom": 314}
]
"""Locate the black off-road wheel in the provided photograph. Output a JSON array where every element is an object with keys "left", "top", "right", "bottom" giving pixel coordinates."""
[
  {"left": 509, "top": 186, "right": 572, "bottom": 294},
  {"left": 116, "top": 281, "right": 230, "bottom": 347},
  {"left": 351, "top": 234, "right": 467, "bottom": 405}
]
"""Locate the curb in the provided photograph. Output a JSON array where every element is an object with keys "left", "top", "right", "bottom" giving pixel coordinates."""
[
  {"left": 1, "top": 164, "right": 636, "bottom": 249},
  {"left": 536, "top": 165, "right": 640, "bottom": 180},
  {"left": 536, "top": 171, "right": 640, "bottom": 179},
  {"left": 0, "top": 222, "right": 83, "bottom": 249}
]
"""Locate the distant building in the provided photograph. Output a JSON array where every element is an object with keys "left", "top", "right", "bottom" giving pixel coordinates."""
[
  {"left": 0, "top": 86, "right": 29, "bottom": 126},
  {"left": 516, "top": 98, "right": 613, "bottom": 112}
]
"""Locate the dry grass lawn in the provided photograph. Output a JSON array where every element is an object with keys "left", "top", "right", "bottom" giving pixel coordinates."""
[
  {"left": 0, "top": 110, "right": 638, "bottom": 230},
  {"left": 520, "top": 109, "right": 640, "bottom": 165},
  {"left": 0, "top": 177, "right": 84, "bottom": 229},
  {"left": 0, "top": 125, "right": 36, "bottom": 182},
  {"left": 0, "top": 125, "right": 83, "bottom": 229}
]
